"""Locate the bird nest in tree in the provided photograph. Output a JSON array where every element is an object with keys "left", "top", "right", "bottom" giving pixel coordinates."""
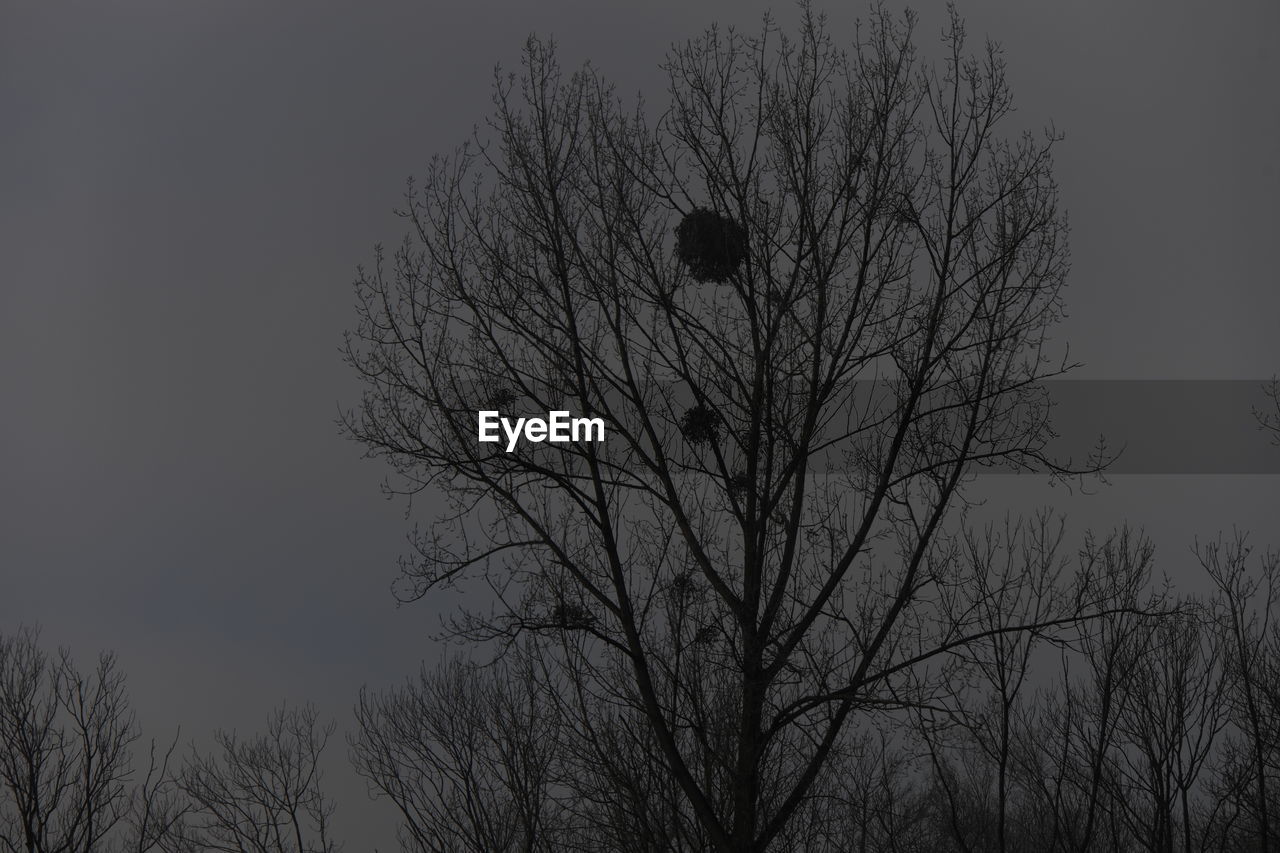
[
  {"left": 726, "top": 470, "right": 751, "bottom": 498},
  {"left": 675, "top": 208, "right": 748, "bottom": 283},
  {"left": 547, "top": 602, "right": 596, "bottom": 631},
  {"left": 489, "top": 386, "right": 519, "bottom": 409},
  {"left": 669, "top": 571, "right": 698, "bottom": 599},
  {"left": 679, "top": 405, "right": 720, "bottom": 446}
]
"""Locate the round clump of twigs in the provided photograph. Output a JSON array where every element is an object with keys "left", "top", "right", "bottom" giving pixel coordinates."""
[
  {"left": 489, "top": 386, "right": 519, "bottom": 410},
  {"left": 679, "top": 404, "right": 720, "bottom": 446},
  {"left": 726, "top": 470, "right": 751, "bottom": 499},
  {"left": 547, "top": 602, "right": 596, "bottom": 631},
  {"left": 669, "top": 571, "right": 698, "bottom": 600},
  {"left": 675, "top": 208, "right": 748, "bottom": 283}
]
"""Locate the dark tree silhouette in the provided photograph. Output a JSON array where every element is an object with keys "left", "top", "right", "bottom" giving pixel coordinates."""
[
  {"left": 174, "top": 704, "right": 337, "bottom": 853},
  {"left": 351, "top": 655, "right": 563, "bottom": 853},
  {"left": 0, "top": 627, "right": 184, "bottom": 853},
  {"left": 1200, "top": 533, "right": 1280, "bottom": 853},
  {"left": 342, "top": 5, "right": 1126, "bottom": 851}
]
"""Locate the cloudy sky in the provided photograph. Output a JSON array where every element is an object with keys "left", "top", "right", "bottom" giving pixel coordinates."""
[{"left": 3, "top": 0, "right": 1278, "bottom": 846}]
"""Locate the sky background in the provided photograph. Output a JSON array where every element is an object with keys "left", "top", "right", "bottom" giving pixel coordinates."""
[{"left": 3, "top": 0, "right": 1279, "bottom": 848}]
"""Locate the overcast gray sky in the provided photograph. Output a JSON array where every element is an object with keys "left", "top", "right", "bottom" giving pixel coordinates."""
[{"left": 3, "top": 0, "right": 1279, "bottom": 847}]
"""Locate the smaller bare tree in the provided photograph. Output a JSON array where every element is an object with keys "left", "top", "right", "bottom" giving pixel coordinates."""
[
  {"left": 1254, "top": 378, "right": 1280, "bottom": 447},
  {"left": 1109, "top": 602, "right": 1228, "bottom": 853},
  {"left": 0, "top": 626, "right": 145, "bottom": 853},
  {"left": 919, "top": 511, "right": 1071, "bottom": 853},
  {"left": 1201, "top": 532, "right": 1280, "bottom": 853},
  {"left": 176, "top": 703, "right": 337, "bottom": 853},
  {"left": 351, "top": 656, "right": 562, "bottom": 853},
  {"left": 124, "top": 736, "right": 189, "bottom": 853}
]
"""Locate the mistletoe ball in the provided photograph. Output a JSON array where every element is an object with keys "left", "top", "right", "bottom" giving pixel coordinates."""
[
  {"left": 679, "top": 404, "right": 721, "bottom": 446},
  {"left": 675, "top": 208, "right": 748, "bottom": 283}
]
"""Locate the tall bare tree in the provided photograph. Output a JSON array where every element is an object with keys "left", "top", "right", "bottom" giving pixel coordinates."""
[{"left": 342, "top": 5, "right": 1121, "bottom": 850}]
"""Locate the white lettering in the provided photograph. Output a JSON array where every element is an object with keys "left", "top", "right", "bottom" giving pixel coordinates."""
[
  {"left": 477, "top": 410, "right": 606, "bottom": 452},
  {"left": 573, "top": 416, "right": 605, "bottom": 442},
  {"left": 502, "top": 417, "right": 526, "bottom": 453},
  {"left": 549, "top": 410, "right": 570, "bottom": 442},
  {"left": 478, "top": 411, "right": 500, "bottom": 443}
]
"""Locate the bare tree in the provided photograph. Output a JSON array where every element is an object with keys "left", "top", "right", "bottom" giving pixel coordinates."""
[
  {"left": 176, "top": 703, "right": 337, "bottom": 853},
  {"left": 902, "top": 527, "right": 1158, "bottom": 853},
  {"left": 1108, "top": 602, "right": 1228, "bottom": 853},
  {"left": 1201, "top": 533, "right": 1280, "bottom": 853},
  {"left": 0, "top": 627, "right": 182, "bottom": 853},
  {"left": 910, "top": 511, "right": 1071, "bottom": 853},
  {"left": 351, "top": 655, "right": 563, "bottom": 853},
  {"left": 124, "top": 736, "right": 189, "bottom": 853},
  {"left": 822, "top": 729, "right": 931, "bottom": 853},
  {"left": 1253, "top": 378, "right": 1280, "bottom": 446},
  {"left": 342, "top": 5, "right": 1121, "bottom": 850}
]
